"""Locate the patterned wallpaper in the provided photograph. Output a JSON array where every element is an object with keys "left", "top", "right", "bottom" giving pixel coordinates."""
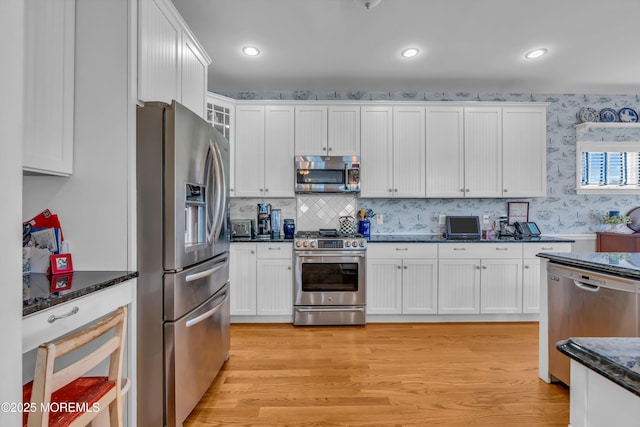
[{"left": 227, "top": 91, "right": 640, "bottom": 235}]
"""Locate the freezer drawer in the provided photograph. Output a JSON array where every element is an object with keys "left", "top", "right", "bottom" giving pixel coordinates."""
[
  {"left": 164, "top": 254, "right": 229, "bottom": 321},
  {"left": 164, "top": 283, "right": 230, "bottom": 427}
]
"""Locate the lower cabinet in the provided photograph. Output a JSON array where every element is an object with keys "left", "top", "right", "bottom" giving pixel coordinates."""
[
  {"left": 366, "top": 244, "right": 438, "bottom": 315},
  {"left": 230, "top": 242, "right": 293, "bottom": 317},
  {"left": 522, "top": 242, "right": 572, "bottom": 313},
  {"left": 438, "top": 244, "right": 523, "bottom": 314}
]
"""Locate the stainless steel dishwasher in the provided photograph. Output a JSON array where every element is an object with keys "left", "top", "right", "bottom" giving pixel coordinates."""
[{"left": 547, "top": 263, "right": 640, "bottom": 386}]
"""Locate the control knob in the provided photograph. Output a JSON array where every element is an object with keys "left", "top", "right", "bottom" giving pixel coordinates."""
[
  {"left": 310, "top": 241, "right": 317, "bottom": 248},
  {"left": 303, "top": 241, "right": 309, "bottom": 248}
]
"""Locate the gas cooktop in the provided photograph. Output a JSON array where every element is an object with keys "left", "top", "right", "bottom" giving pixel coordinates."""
[{"left": 294, "top": 229, "right": 367, "bottom": 251}]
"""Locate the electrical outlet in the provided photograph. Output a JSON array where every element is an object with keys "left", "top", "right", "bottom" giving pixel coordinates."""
[
  {"left": 482, "top": 214, "right": 489, "bottom": 223},
  {"left": 438, "top": 214, "right": 446, "bottom": 225},
  {"left": 377, "top": 214, "right": 383, "bottom": 224}
]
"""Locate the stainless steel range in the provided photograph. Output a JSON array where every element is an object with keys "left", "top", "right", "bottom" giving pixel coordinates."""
[{"left": 293, "top": 229, "right": 367, "bottom": 326}]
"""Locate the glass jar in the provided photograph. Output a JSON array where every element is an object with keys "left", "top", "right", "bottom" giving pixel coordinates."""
[{"left": 283, "top": 219, "right": 295, "bottom": 239}]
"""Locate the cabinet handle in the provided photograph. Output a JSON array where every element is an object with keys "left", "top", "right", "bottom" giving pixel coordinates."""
[
  {"left": 47, "top": 306, "right": 79, "bottom": 323},
  {"left": 389, "top": 189, "right": 394, "bottom": 192},
  {"left": 453, "top": 247, "right": 466, "bottom": 251},
  {"left": 259, "top": 188, "right": 264, "bottom": 192},
  {"left": 328, "top": 147, "right": 333, "bottom": 151},
  {"left": 395, "top": 248, "right": 409, "bottom": 251},
  {"left": 288, "top": 266, "right": 292, "bottom": 270},
  {"left": 475, "top": 266, "right": 481, "bottom": 269},
  {"left": 482, "top": 266, "right": 487, "bottom": 269},
  {"left": 465, "top": 189, "right": 470, "bottom": 193},
  {"left": 495, "top": 248, "right": 508, "bottom": 251},
  {"left": 394, "top": 189, "right": 398, "bottom": 192},
  {"left": 541, "top": 247, "right": 553, "bottom": 251},
  {"left": 504, "top": 188, "right": 508, "bottom": 193},
  {"left": 460, "top": 189, "right": 465, "bottom": 193},
  {"left": 268, "top": 247, "right": 281, "bottom": 250},
  {"left": 265, "top": 188, "right": 269, "bottom": 192},
  {"left": 397, "top": 265, "right": 402, "bottom": 269},
  {"left": 250, "top": 250, "right": 255, "bottom": 254},
  {"left": 524, "top": 265, "right": 530, "bottom": 269},
  {"left": 403, "top": 265, "right": 408, "bottom": 270},
  {"left": 322, "top": 147, "right": 327, "bottom": 151}
]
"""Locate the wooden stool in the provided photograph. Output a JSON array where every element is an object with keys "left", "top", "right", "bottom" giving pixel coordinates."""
[{"left": 23, "top": 306, "right": 128, "bottom": 427}]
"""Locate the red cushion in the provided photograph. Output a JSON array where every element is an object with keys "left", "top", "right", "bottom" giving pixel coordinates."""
[{"left": 23, "top": 376, "right": 115, "bottom": 427}]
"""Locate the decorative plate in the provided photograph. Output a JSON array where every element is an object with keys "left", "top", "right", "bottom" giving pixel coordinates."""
[
  {"left": 599, "top": 108, "right": 618, "bottom": 123},
  {"left": 618, "top": 107, "right": 639, "bottom": 123},
  {"left": 578, "top": 107, "right": 599, "bottom": 123}
]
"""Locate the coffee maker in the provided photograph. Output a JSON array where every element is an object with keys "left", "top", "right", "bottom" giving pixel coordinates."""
[{"left": 256, "top": 203, "right": 272, "bottom": 239}]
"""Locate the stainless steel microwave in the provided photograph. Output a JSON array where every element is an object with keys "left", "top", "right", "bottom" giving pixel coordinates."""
[{"left": 294, "top": 156, "right": 360, "bottom": 193}]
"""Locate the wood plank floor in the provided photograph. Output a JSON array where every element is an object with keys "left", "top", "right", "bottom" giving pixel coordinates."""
[{"left": 184, "top": 322, "right": 569, "bottom": 426}]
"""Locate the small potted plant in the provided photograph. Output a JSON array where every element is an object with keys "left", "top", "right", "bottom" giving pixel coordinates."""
[{"left": 600, "top": 212, "right": 632, "bottom": 232}]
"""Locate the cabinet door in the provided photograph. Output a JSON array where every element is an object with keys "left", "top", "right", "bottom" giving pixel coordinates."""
[
  {"left": 264, "top": 106, "right": 295, "bottom": 197},
  {"left": 229, "top": 244, "right": 257, "bottom": 316},
  {"left": 234, "top": 105, "right": 265, "bottom": 197},
  {"left": 295, "top": 106, "right": 328, "bottom": 155},
  {"left": 425, "top": 106, "right": 464, "bottom": 197},
  {"left": 480, "top": 259, "right": 523, "bottom": 314},
  {"left": 207, "top": 94, "right": 235, "bottom": 195},
  {"left": 23, "top": 0, "right": 75, "bottom": 176},
  {"left": 393, "top": 106, "right": 426, "bottom": 197},
  {"left": 522, "top": 258, "right": 541, "bottom": 313},
  {"left": 438, "top": 259, "right": 481, "bottom": 314},
  {"left": 180, "top": 31, "right": 209, "bottom": 119},
  {"left": 360, "top": 106, "right": 394, "bottom": 197},
  {"left": 464, "top": 107, "right": 502, "bottom": 197},
  {"left": 256, "top": 259, "right": 293, "bottom": 316},
  {"left": 328, "top": 106, "right": 360, "bottom": 155},
  {"left": 502, "top": 107, "right": 547, "bottom": 197},
  {"left": 138, "top": 0, "right": 180, "bottom": 104},
  {"left": 402, "top": 260, "right": 438, "bottom": 314},
  {"left": 366, "top": 259, "right": 402, "bottom": 314}
]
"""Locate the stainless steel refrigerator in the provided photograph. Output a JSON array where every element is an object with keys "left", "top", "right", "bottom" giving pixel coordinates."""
[{"left": 136, "top": 101, "right": 230, "bottom": 427}]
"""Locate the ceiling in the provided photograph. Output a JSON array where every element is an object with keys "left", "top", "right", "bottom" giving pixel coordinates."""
[{"left": 171, "top": 0, "right": 640, "bottom": 95}]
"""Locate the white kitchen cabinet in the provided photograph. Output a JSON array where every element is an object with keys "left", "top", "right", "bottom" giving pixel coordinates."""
[
  {"left": 138, "top": 0, "right": 211, "bottom": 118},
  {"left": 464, "top": 107, "right": 503, "bottom": 197},
  {"left": 438, "top": 243, "right": 523, "bottom": 314},
  {"left": 360, "top": 106, "right": 425, "bottom": 198},
  {"left": 230, "top": 243, "right": 292, "bottom": 317},
  {"left": 234, "top": 105, "right": 294, "bottom": 198},
  {"left": 206, "top": 93, "right": 235, "bottom": 195},
  {"left": 23, "top": 0, "right": 75, "bottom": 176},
  {"left": 522, "top": 242, "right": 572, "bottom": 313},
  {"left": 502, "top": 106, "right": 547, "bottom": 197},
  {"left": 366, "top": 244, "right": 437, "bottom": 315},
  {"left": 229, "top": 243, "right": 257, "bottom": 315},
  {"left": 425, "top": 106, "right": 464, "bottom": 197},
  {"left": 294, "top": 105, "right": 360, "bottom": 156}
]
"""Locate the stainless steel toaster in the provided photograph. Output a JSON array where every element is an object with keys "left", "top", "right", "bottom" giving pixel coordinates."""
[{"left": 231, "top": 219, "right": 253, "bottom": 239}]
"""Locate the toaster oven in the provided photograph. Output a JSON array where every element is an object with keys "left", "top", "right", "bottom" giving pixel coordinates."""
[{"left": 231, "top": 219, "right": 253, "bottom": 239}]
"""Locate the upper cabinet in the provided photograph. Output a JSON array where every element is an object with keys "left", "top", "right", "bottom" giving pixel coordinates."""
[
  {"left": 294, "top": 105, "right": 360, "bottom": 156},
  {"left": 425, "top": 104, "right": 547, "bottom": 198},
  {"left": 138, "top": 0, "right": 211, "bottom": 119},
  {"left": 234, "top": 105, "right": 295, "bottom": 198},
  {"left": 23, "top": 0, "right": 75, "bottom": 176},
  {"left": 360, "top": 106, "right": 426, "bottom": 198}
]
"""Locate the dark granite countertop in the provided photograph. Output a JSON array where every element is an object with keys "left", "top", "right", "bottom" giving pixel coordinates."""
[
  {"left": 231, "top": 238, "right": 293, "bottom": 243},
  {"left": 537, "top": 252, "right": 640, "bottom": 280},
  {"left": 557, "top": 337, "right": 640, "bottom": 397},
  {"left": 366, "top": 234, "right": 574, "bottom": 244},
  {"left": 23, "top": 271, "right": 138, "bottom": 317}
]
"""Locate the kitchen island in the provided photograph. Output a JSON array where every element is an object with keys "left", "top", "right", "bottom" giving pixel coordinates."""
[{"left": 557, "top": 337, "right": 640, "bottom": 427}]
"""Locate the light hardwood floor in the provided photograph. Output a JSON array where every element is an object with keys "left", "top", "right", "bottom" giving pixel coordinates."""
[{"left": 184, "top": 322, "right": 569, "bottom": 426}]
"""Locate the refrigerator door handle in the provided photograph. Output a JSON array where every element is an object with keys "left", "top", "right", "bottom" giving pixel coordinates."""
[
  {"left": 185, "top": 290, "right": 229, "bottom": 328},
  {"left": 207, "top": 140, "right": 225, "bottom": 244},
  {"left": 185, "top": 257, "right": 229, "bottom": 283},
  {"left": 212, "top": 140, "right": 226, "bottom": 242}
]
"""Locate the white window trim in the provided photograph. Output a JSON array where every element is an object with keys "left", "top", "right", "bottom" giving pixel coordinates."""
[{"left": 576, "top": 141, "right": 640, "bottom": 194}]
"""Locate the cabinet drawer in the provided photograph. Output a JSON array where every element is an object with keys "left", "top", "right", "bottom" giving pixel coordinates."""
[
  {"left": 23, "top": 280, "right": 133, "bottom": 353},
  {"left": 439, "top": 243, "right": 522, "bottom": 259},
  {"left": 367, "top": 243, "right": 437, "bottom": 259},
  {"left": 524, "top": 242, "right": 572, "bottom": 258},
  {"left": 257, "top": 243, "right": 292, "bottom": 259}
]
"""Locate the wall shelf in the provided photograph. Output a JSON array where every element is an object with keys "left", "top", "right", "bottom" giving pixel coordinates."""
[{"left": 576, "top": 122, "right": 640, "bottom": 139}]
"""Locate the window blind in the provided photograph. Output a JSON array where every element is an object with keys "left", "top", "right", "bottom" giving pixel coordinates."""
[{"left": 579, "top": 147, "right": 640, "bottom": 188}]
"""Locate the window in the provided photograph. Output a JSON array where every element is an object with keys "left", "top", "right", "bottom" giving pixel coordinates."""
[{"left": 577, "top": 142, "right": 640, "bottom": 193}]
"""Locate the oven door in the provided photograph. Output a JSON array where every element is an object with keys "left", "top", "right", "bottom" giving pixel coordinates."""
[{"left": 294, "top": 252, "right": 365, "bottom": 306}]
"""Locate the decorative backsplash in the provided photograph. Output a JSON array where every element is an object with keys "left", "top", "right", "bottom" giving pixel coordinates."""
[
  {"left": 226, "top": 91, "right": 640, "bottom": 235},
  {"left": 296, "top": 195, "right": 356, "bottom": 231}
]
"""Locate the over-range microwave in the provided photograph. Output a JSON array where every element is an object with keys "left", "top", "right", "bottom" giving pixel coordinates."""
[{"left": 294, "top": 156, "right": 360, "bottom": 193}]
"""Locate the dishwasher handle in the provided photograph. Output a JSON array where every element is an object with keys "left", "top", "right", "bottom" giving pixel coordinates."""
[{"left": 573, "top": 280, "right": 600, "bottom": 292}]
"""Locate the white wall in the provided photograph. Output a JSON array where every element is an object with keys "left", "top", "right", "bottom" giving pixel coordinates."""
[
  {"left": 0, "top": 0, "right": 24, "bottom": 424},
  {"left": 23, "top": 0, "right": 134, "bottom": 271}
]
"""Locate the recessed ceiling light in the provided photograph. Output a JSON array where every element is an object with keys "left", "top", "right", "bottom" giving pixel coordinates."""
[
  {"left": 401, "top": 48, "right": 419, "bottom": 58},
  {"left": 242, "top": 46, "right": 260, "bottom": 57},
  {"left": 525, "top": 48, "right": 548, "bottom": 59}
]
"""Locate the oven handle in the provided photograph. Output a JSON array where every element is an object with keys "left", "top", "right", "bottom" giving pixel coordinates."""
[{"left": 296, "top": 307, "right": 366, "bottom": 313}]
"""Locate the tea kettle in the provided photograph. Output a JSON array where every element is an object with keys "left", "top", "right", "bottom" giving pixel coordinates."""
[{"left": 338, "top": 216, "right": 357, "bottom": 235}]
